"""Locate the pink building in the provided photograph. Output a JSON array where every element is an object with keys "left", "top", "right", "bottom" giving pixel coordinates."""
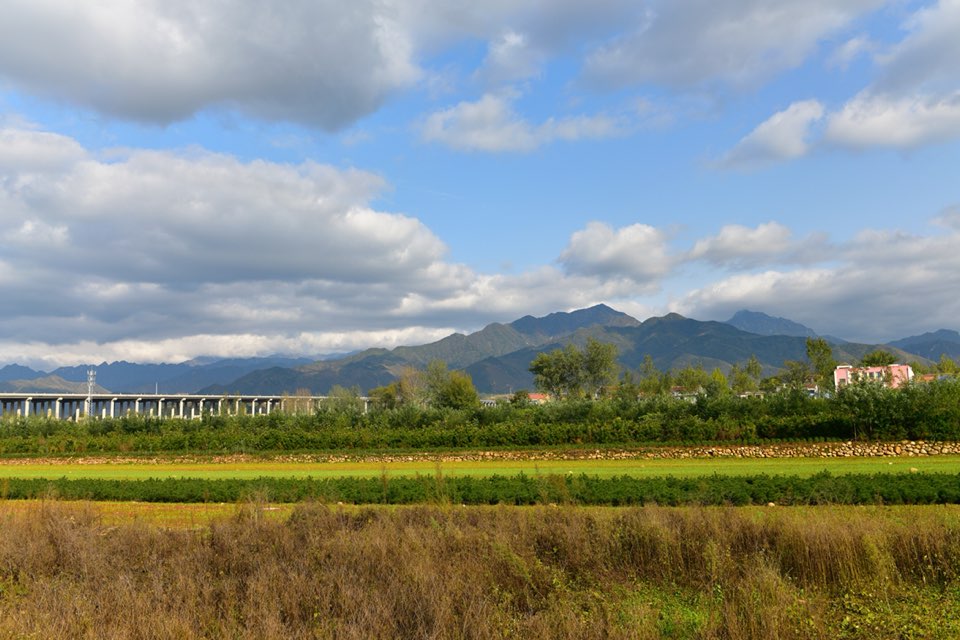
[{"left": 834, "top": 364, "right": 914, "bottom": 390}]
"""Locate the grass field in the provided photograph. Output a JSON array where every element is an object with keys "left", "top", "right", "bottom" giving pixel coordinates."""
[
  {"left": 1, "top": 453, "right": 959, "bottom": 481},
  {"left": 3, "top": 499, "right": 959, "bottom": 529},
  {"left": 0, "top": 498, "right": 262, "bottom": 528},
  {"left": 1, "top": 500, "right": 959, "bottom": 638}
]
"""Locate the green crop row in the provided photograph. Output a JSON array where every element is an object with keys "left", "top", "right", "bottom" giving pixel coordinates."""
[{"left": 4, "top": 471, "right": 960, "bottom": 505}]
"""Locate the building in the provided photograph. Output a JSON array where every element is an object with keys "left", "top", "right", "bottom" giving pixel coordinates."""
[{"left": 833, "top": 364, "right": 914, "bottom": 390}]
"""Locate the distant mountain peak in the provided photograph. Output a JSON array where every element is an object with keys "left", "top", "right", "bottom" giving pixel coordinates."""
[
  {"left": 509, "top": 304, "right": 640, "bottom": 338},
  {"left": 725, "top": 310, "right": 817, "bottom": 338},
  {"left": 640, "top": 312, "right": 687, "bottom": 327},
  {"left": 0, "top": 375, "right": 110, "bottom": 394},
  {"left": 888, "top": 329, "right": 960, "bottom": 360},
  {"left": 894, "top": 329, "right": 960, "bottom": 344}
]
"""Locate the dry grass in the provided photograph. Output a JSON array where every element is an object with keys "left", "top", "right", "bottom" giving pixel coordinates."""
[{"left": 0, "top": 501, "right": 958, "bottom": 638}]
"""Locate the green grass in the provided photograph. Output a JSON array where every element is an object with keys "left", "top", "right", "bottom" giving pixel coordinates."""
[{"left": 1, "top": 454, "right": 960, "bottom": 481}]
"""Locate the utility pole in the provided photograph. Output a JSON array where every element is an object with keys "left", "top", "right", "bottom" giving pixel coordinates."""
[{"left": 86, "top": 369, "right": 96, "bottom": 418}]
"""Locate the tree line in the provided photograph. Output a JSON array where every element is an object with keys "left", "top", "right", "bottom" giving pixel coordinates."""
[{"left": 527, "top": 337, "right": 959, "bottom": 400}]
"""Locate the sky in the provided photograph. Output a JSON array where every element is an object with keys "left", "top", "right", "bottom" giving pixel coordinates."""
[{"left": 1, "top": 0, "right": 959, "bottom": 369}]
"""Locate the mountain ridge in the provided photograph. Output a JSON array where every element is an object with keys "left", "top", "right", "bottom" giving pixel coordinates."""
[
  {"left": 1, "top": 306, "right": 954, "bottom": 395},
  {"left": 724, "top": 310, "right": 819, "bottom": 338}
]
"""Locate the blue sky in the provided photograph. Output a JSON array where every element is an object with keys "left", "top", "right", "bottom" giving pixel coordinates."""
[{"left": 1, "top": 0, "right": 959, "bottom": 368}]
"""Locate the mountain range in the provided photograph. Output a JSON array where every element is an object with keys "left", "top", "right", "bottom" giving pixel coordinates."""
[
  {"left": 0, "top": 356, "right": 314, "bottom": 394},
  {"left": 2, "top": 307, "right": 958, "bottom": 395}
]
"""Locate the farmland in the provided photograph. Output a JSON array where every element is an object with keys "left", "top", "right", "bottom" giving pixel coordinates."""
[
  {"left": 2, "top": 399, "right": 960, "bottom": 637},
  {"left": 2, "top": 451, "right": 960, "bottom": 481}
]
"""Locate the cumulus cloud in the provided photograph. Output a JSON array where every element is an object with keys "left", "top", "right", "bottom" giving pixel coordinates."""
[
  {"left": 872, "top": 0, "right": 960, "bottom": 97},
  {"left": 559, "top": 222, "right": 672, "bottom": 286},
  {"left": 679, "top": 225, "right": 960, "bottom": 342},
  {"left": 0, "top": 0, "right": 645, "bottom": 131},
  {"left": 933, "top": 204, "right": 960, "bottom": 230},
  {"left": 0, "top": 137, "right": 449, "bottom": 286},
  {"left": 825, "top": 0, "right": 960, "bottom": 149},
  {"left": 689, "top": 223, "right": 788, "bottom": 265},
  {"left": 825, "top": 92, "right": 960, "bottom": 148},
  {"left": 827, "top": 35, "right": 874, "bottom": 70},
  {"left": 0, "top": 124, "right": 673, "bottom": 365},
  {"left": 475, "top": 30, "right": 545, "bottom": 86},
  {"left": 421, "top": 93, "right": 625, "bottom": 152},
  {"left": 0, "top": 0, "right": 420, "bottom": 130},
  {"left": 719, "top": 100, "right": 825, "bottom": 169},
  {"left": 0, "top": 125, "right": 473, "bottom": 347},
  {"left": 582, "top": 0, "right": 884, "bottom": 90},
  {"left": 712, "top": 2, "right": 960, "bottom": 160},
  {"left": 0, "top": 328, "right": 460, "bottom": 371},
  {"left": 3, "top": 0, "right": 875, "bottom": 134}
]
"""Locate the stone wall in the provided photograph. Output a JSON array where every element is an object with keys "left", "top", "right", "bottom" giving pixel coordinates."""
[{"left": 632, "top": 440, "right": 960, "bottom": 460}]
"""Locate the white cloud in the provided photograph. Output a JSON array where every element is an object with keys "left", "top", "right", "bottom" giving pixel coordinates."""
[
  {"left": 476, "top": 30, "right": 545, "bottom": 86},
  {"left": 933, "top": 205, "right": 960, "bottom": 230},
  {"left": 825, "top": 92, "right": 960, "bottom": 148},
  {"left": 559, "top": 222, "right": 672, "bottom": 286},
  {"left": 4, "top": 219, "right": 69, "bottom": 247},
  {"left": 0, "top": 124, "right": 677, "bottom": 363},
  {"left": 0, "top": 0, "right": 645, "bottom": 131},
  {"left": 583, "top": 0, "right": 884, "bottom": 90},
  {"left": 710, "top": 1, "right": 960, "bottom": 159},
  {"left": 0, "top": 1, "right": 421, "bottom": 130},
  {"left": 719, "top": 100, "right": 825, "bottom": 168},
  {"left": 824, "top": 1, "right": 960, "bottom": 149},
  {"left": 0, "top": 126, "right": 477, "bottom": 345},
  {"left": 0, "top": 328, "right": 459, "bottom": 370},
  {"left": 828, "top": 35, "right": 874, "bottom": 70},
  {"left": 422, "top": 93, "right": 624, "bottom": 152},
  {"left": 679, "top": 225, "right": 960, "bottom": 342},
  {"left": 873, "top": 0, "right": 960, "bottom": 96},
  {"left": 0, "top": 127, "right": 86, "bottom": 172},
  {"left": 688, "top": 222, "right": 792, "bottom": 265}
]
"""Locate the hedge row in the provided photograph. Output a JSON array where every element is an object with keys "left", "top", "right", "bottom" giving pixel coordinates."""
[
  {"left": 1, "top": 379, "right": 959, "bottom": 454},
  {"left": 5, "top": 472, "right": 960, "bottom": 506}
]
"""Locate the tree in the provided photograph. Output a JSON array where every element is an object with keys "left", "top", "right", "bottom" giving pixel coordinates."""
[
  {"left": 759, "top": 375, "right": 781, "bottom": 394},
  {"left": 528, "top": 339, "right": 618, "bottom": 400},
  {"left": 326, "top": 384, "right": 364, "bottom": 412},
  {"left": 806, "top": 337, "right": 837, "bottom": 393},
  {"left": 781, "top": 360, "right": 813, "bottom": 390},
  {"left": 674, "top": 363, "right": 709, "bottom": 394},
  {"left": 705, "top": 368, "right": 730, "bottom": 397},
  {"left": 396, "top": 366, "right": 428, "bottom": 407},
  {"left": 744, "top": 355, "right": 763, "bottom": 382},
  {"left": 368, "top": 382, "right": 400, "bottom": 410},
  {"left": 433, "top": 370, "right": 480, "bottom": 410},
  {"left": 938, "top": 354, "right": 958, "bottom": 375},
  {"left": 529, "top": 343, "right": 584, "bottom": 399},
  {"left": 510, "top": 389, "right": 531, "bottom": 406},
  {"left": 729, "top": 363, "right": 758, "bottom": 394},
  {"left": 909, "top": 360, "right": 930, "bottom": 375},
  {"left": 860, "top": 350, "right": 897, "bottom": 367},
  {"left": 582, "top": 338, "right": 619, "bottom": 398},
  {"left": 614, "top": 370, "right": 640, "bottom": 403},
  {"left": 370, "top": 360, "right": 479, "bottom": 410},
  {"left": 638, "top": 354, "right": 669, "bottom": 396}
]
